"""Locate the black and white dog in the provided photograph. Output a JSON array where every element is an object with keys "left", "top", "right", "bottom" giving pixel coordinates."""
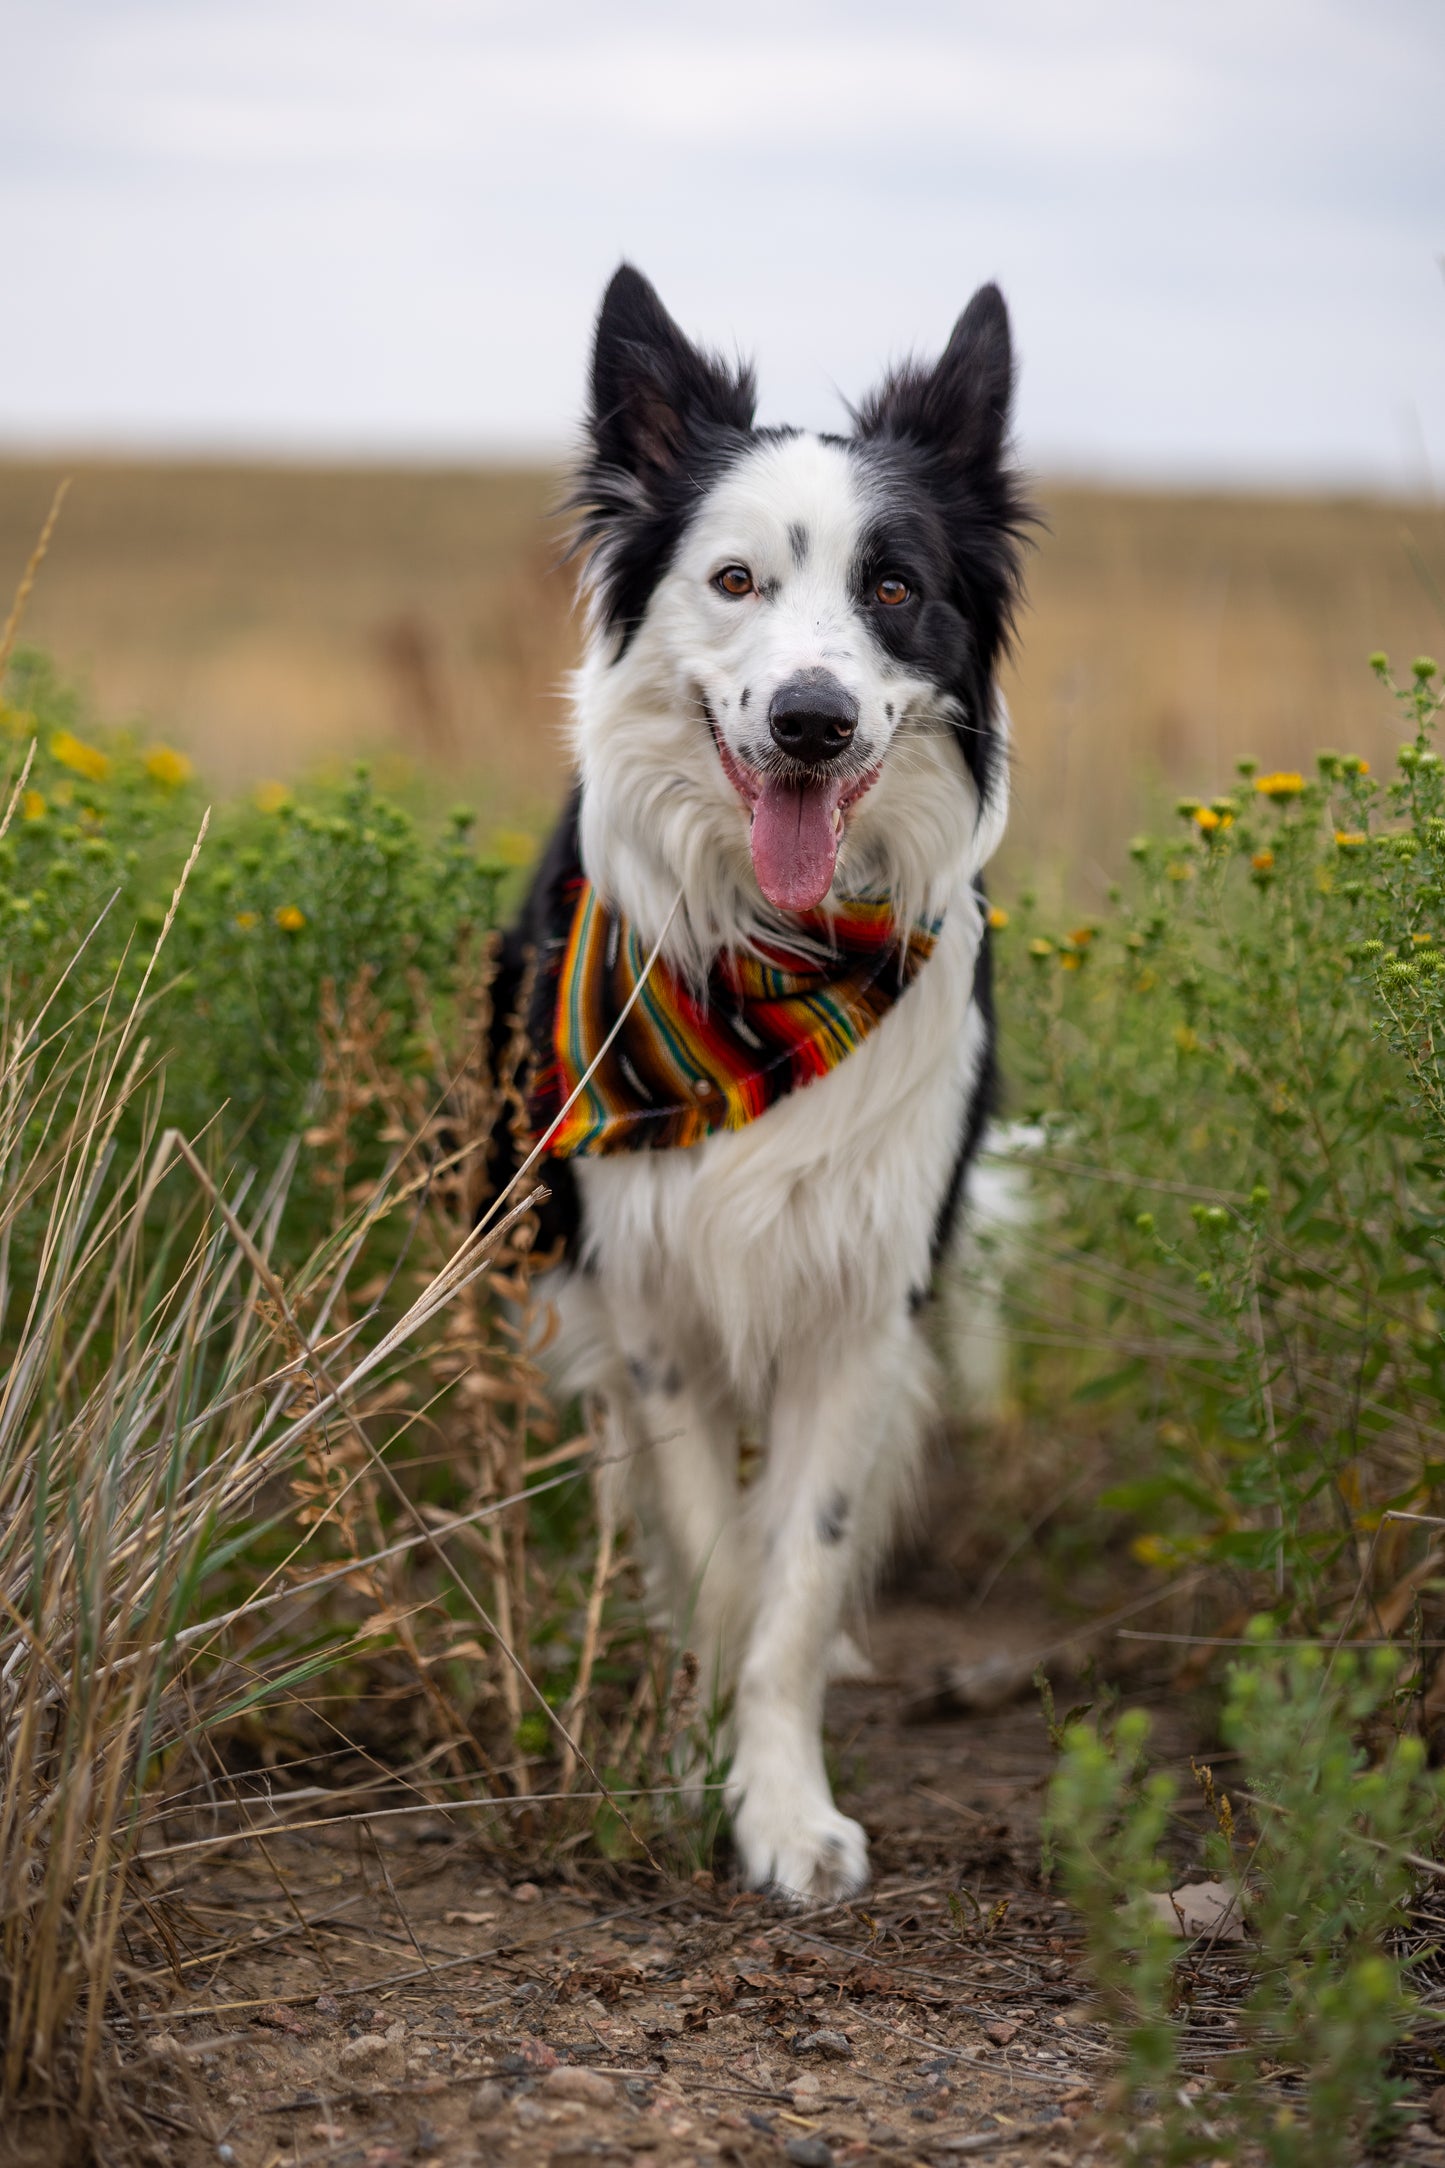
[{"left": 491, "top": 265, "right": 1029, "bottom": 1902}]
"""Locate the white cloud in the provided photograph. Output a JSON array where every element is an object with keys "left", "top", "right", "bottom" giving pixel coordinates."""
[{"left": 3, "top": 0, "right": 1442, "bottom": 482}]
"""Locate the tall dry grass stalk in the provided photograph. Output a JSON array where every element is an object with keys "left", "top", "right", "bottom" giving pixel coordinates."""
[{"left": 0, "top": 873, "right": 574, "bottom": 2128}]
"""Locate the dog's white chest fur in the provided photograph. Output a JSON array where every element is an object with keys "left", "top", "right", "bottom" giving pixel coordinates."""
[{"left": 574, "top": 896, "right": 985, "bottom": 1405}]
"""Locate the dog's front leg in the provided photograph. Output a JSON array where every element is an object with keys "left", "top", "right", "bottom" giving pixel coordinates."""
[
  {"left": 601, "top": 1302, "right": 752, "bottom": 1699},
  {"left": 727, "top": 1309, "right": 931, "bottom": 1902}
]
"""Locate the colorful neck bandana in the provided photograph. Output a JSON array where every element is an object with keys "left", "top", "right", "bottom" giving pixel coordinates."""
[{"left": 529, "top": 876, "right": 943, "bottom": 1157}]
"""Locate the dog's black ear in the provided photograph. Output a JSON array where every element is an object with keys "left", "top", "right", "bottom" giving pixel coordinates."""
[
  {"left": 589, "top": 264, "right": 755, "bottom": 485},
  {"left": 856, "top": 282, "right": 1014, "bottom": 470}
]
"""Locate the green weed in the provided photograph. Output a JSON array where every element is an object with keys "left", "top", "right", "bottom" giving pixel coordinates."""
[{"left": 1047, "top": 1632, "right": 1443, "bottom": 2163}]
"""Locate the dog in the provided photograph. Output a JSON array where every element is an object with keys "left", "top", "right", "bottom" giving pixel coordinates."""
[{"left": 487, "top": 264, "right": 1030, "bottom": 1902}]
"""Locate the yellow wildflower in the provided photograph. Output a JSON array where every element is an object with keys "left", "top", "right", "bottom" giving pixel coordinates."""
[
  {"left": 254, "top": 780, "right": 291, "bottom": 815},
  {"left": 144, "top": 744, "right": 193, "bottom": 788},
  {"left": 1193, "top": 806, "right": 1221, "bottom": 832},
  {"left": 1067, "top": 926, "right": 1095, "bottom": 948},
  {"left": 1334, "top": 830, "right": 1367, "bottom": 849},
  {"left": 1165, "top": 861, "right": 1195, "bottom": 882},
  {"left": 1174, "top": 1024, "right": 1199, "bottom": 1053},
  {"left": 1251, "top": 850, "right": 1274, "bottom": 873},
  {"left": 1412, "top": 931, "right": 1435, "bottom": 946},
  {"left": 20, "top": 789, "right": 45, "bottom": 821},
  {"left": 50, "top": 729, "right": 110, "bottom": 783},
  {"left": 1027, "top": 937, "right": 1054, "bottom": 960},
  {"left": 274, "top": 904, "right": 306, "bottom": 933},
  {"left": 233, "top": 911, "right": 258, "bottom": 932},
  {"left": 1131, "top": 1533, "right": 1171, "bottom": 1568},
  {"left": 1254, "top": 771, "right": 1304, "bottom": 799},
  {"left": 1060, "top": 952, "right": 1081, "bottom": 970},
  {"left": 987, "top": 905, "right": 1009, "bottom": 930}
]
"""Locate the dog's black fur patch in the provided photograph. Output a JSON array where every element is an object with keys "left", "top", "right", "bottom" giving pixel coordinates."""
[{"left": 568, "top": 265, "right": 761, "bottom": 653}]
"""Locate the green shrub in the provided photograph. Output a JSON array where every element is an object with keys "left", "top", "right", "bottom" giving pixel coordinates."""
[
  {"left": 995, "top": 655, "right": 1445, "bottom": 1618},
  {"left": 1, "top": 651, "right": 512, "bottom": 1271},
  {"left": 1048, "top": 1630, "right": 1443, "bottom": 2164}
]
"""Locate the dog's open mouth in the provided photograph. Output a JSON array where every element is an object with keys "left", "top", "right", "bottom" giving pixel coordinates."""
[{"left": 710, "top": 727, "right": 880, "bottom": 912}]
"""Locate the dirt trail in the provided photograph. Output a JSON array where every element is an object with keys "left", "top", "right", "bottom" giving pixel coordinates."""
[
  {"left": 41, "top": 1596, "right": 1445, "bottom": 2168},
  {"left": 41, "top": 1595, "right": 1142, "bottom": 2168}
]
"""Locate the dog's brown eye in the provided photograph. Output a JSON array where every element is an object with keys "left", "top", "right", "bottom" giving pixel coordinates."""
[
  {"left": 715, "top": 565, "right": 754, "bottom": 597},
  {"left": 875, "top": 577, "right": 910, "bottom": 606}
]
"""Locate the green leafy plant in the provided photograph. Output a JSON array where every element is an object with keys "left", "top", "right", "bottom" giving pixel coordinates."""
[
  {"left": 993, "top": 654, "right": 1445, "bottom": 1620},
  {"left": 1048, "top": 1631, "right": 1444, "bottom": 2164},
  {"left": 1, "top": 648, "right": 509, "bottom": 1175}
]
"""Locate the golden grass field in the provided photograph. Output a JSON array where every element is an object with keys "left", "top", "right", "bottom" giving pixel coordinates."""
[{"left": 2, "top": 455, "right": 1442, "bottom": 894}]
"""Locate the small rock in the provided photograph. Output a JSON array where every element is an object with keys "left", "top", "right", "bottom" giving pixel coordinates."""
[
  {"left": 507, "top": 2034, "right": 560, "bottom": 2072},
  {"left": 148, "top": 2033, "right": 184, "bottom": 2063},
  {"left": 1431, "top": 2085, "right": 1445, "bottom": 2136},
  {"left": 255, "top": 2001, "right": 311, "bottom": 2037},
  {"left": 511, "top": 1881, "right": 542, "bottom": 1903},
  {"left": 339, "top": 2032, "right": 407, "bottom": 2085},
  {"left": 785, "top": 2140, "right": 834, "bottom": 2168},
  {"left": 984, "top": 2018, "right": 1021, "bottom": 2047},
  {"left": 514, "top": 2097, "right": 548, "bottom": 2126},
  {"left": 543, "top": 2066, "right": 617, "bottom": 2107},
  {"left": 315, "top": 1993, "right": 343, "bottom": 2021},
  {"left": 790, "top": 2070, "right": 823, "bottom": 2102},
  {"left": 309, "top": 2127, "right": 345, "bottom": 2144},
  {"left": 468, "top": 2081, "right": 507, "bottom": 2122},
  {"left": 795, "top": 2028, "right": 851, "bottom": 2060}
]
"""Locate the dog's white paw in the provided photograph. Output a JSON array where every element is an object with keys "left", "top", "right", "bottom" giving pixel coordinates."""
[{"left": 731, "top": 1778, "right": 869, "bottom": 1904}]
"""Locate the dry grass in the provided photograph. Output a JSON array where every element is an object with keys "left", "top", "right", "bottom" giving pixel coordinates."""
[
  {"left": 1, "top": 456, "right": 1442, "bottom": 889},
  {"left": 0, "top": 859, "right": 659, "bottom": 2148}
]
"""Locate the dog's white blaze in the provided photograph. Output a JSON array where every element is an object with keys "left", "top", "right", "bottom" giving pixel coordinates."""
[{"left": 549, "top": 426, "right": 1011, "bottom": 1902}]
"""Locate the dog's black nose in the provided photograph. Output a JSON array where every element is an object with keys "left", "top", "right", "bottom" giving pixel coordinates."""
[{"left": 768, "top": 670, "right": 859, "bottom": 764}]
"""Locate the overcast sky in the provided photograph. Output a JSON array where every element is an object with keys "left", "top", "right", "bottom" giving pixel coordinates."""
[{"left": 4, "top": 0, "right": 1443, "bottom": 486}]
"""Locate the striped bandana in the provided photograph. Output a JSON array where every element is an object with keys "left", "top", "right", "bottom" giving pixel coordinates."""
[{"left": 529, "top": 875, "right": 942, "bottom": 1158}]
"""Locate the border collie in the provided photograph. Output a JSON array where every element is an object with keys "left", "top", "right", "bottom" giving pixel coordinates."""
[{"left": 488, "top": 265, "right": 1029, "bottom": 1902}]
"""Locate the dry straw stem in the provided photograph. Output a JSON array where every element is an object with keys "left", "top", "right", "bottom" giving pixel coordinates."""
[
  {"left": 0, "top": 848, "right": 617, "bottom": 2117},
  {"left": 0, "top": 474, "right": 68, "bottom": 685}
]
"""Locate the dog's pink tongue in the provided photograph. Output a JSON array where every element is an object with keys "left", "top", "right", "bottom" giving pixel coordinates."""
[{"left": 749, "top": 775, "right": 845, "bottom": 911}]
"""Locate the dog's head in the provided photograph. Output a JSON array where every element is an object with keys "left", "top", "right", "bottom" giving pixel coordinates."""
[{"left": 569, "top": 265, "right": 1031, "bottom": 947}]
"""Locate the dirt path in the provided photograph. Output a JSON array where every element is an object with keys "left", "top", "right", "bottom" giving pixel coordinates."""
[
  {"left": 45, "top": 1596, "right": 1445, "bottom": 2167},
  {"left": 61, "top": 1595, "right": 1111, "bottom": 2168}
]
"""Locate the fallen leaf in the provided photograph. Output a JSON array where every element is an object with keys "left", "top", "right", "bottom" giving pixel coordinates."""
[{"left": 1141, "top": 1880, "right": 1247, "bottom": 1942}]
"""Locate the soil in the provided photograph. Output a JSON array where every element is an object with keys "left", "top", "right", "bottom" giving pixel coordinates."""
[{"left": 35, "top": 1593, "right": 1445, "bottom": 2168}]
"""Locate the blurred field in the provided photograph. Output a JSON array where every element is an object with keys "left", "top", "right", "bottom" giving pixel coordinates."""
[{"left": 2, "top": 455, "right": 1442, "bottom": 892}]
